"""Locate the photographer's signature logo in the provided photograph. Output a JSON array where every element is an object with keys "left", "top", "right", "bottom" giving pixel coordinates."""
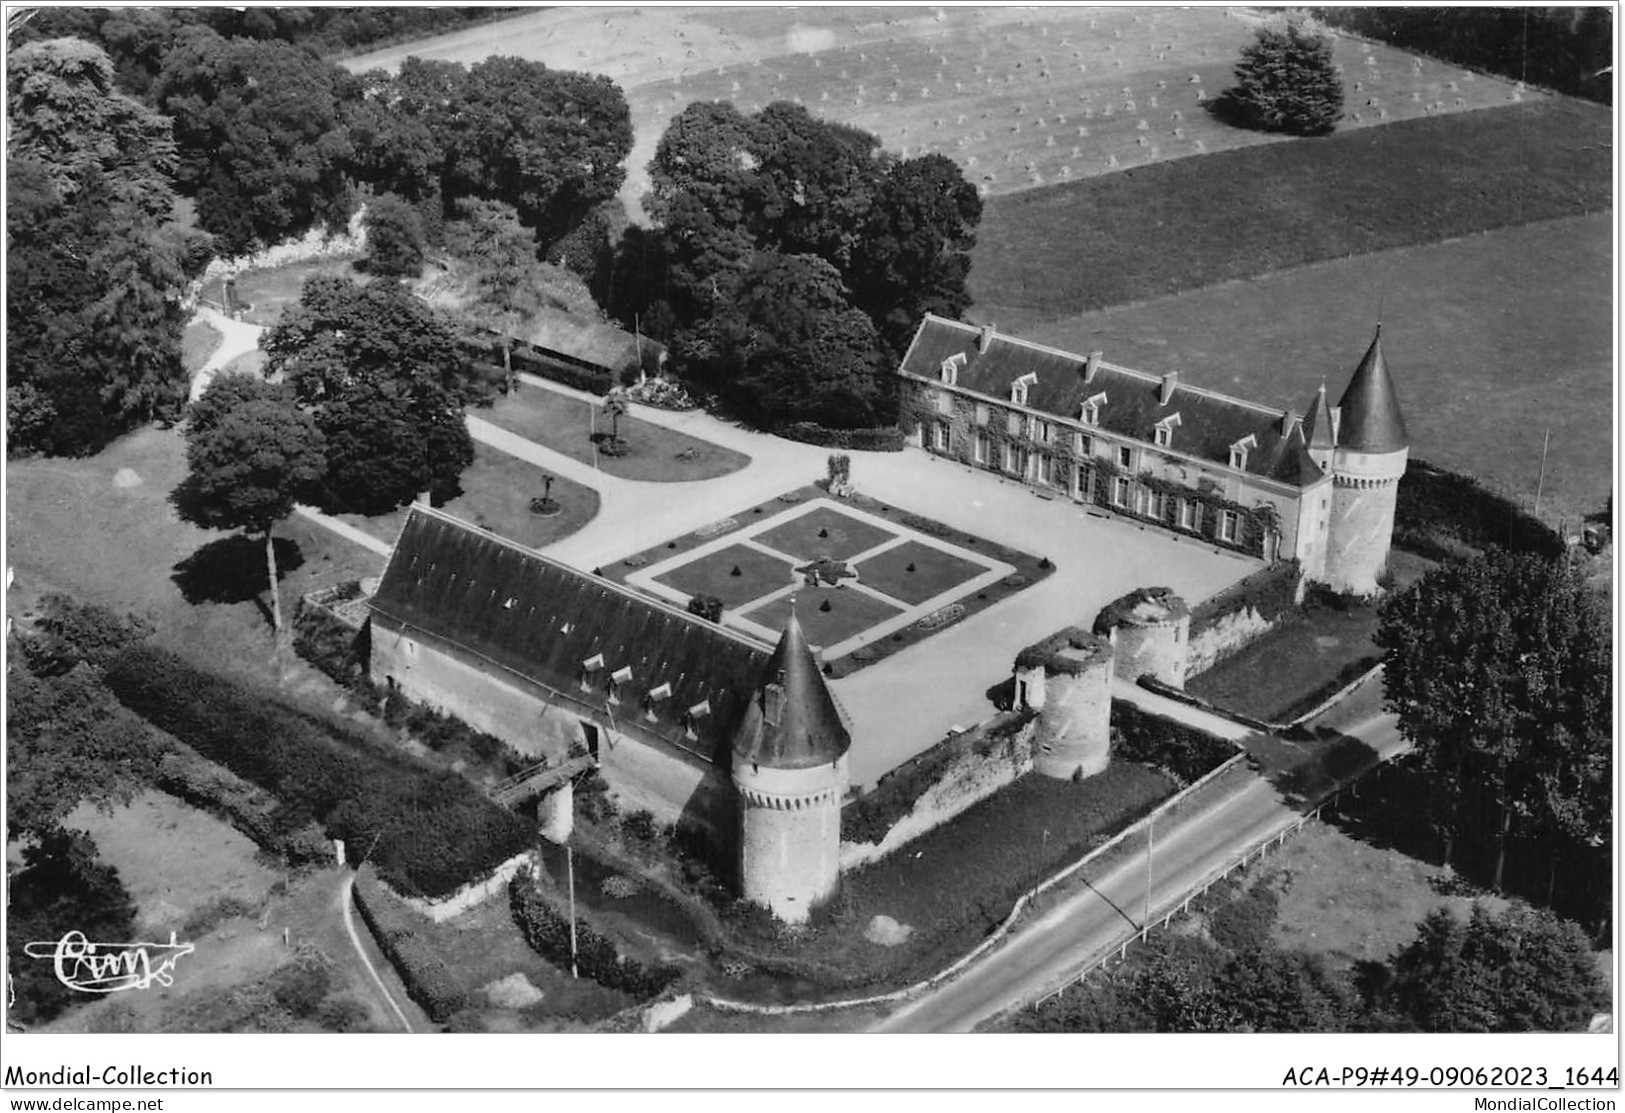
[{"left": 23, "top": 931, "right": 195, "bottom": 993}]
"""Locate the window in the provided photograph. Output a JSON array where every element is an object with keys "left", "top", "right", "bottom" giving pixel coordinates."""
[
  {"left": 1006, "top": 411, "right": 1023, "bottom": 437},
  {"left": 1075, "top": 431, "right": 1093, "bottom": 457},
  {"left": 1036, "top": 453, "right": 1053, "bottom": 485},
  {"left": 1034, "top": 420, "right": 1053, "bottom": 445},
  {"left": 1229, "top": 434, "right": 1257, "bottom": 472},
  {"left": 974, "top": 403, "right": 990, "bottom": 427},
  {"left": 1074, "top": 464, "right": 1094, "bottom": 502},
  {"left": 1219, "top": 509, "right": 1240, "bottom": 543},
  {"left": 935, "top": 391, "right": 953, "bottom": 416},
  {"left": 1081, "top": 391, "right": 1106, "bottom": 426},
  {"left": 1154, "top": 412, "right": 1182, "bottom": 450},
  {"left": 1147, "top": 490, "right": 1167, "bottom": 519},
  {"left": 1004, "top": 441, "right": 1024, "bottom": 475},
  {"left": 933, "top": 422, "right": 950, "bottom": 451},
  {"left": 1010, "top": 372, "right": 1037, "bottom": 406},
  {"left": 974, "top": 431, "right": 990, "bottom": 464},
  {"left": 1117, "top": 445, "right": 1135, "bottom": 470},
  {"left": 1112, "top": 475, "right": 1131, "bottom": 507},
  {"left": 1179, "top": 499, "right": 1201, "bottom": 531},
  {"left": 940, "top": 352, "right": 965, "bottom": 385}
]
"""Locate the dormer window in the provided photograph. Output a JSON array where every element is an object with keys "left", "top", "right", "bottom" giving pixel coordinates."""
[
  {"left": 1153, "top": 412, "right": 1182, "bottom": 450},
  {"left": 606, "top": 664, "right": 633, "bottom": 704},
  {"left": 1081, "top": 391, "right": 1107, "bottom": 427},
  {"left": 1010, "top": 372, "right": 1038, "bottom": 406},
  {"left": 682, "top": 699, "right": 711, "bottom": 740},
  {"left": 1229, "top": 434, "right": 1258, "bottom": 471},
  {"left": 578, "top": 653, "right": 604, "bottom": 692},
  {"left": 643, "top": 682, "right": 672, "bottom": 722},
  {"left": 940, "top": 352, "right": 966, "bottom": 386}
]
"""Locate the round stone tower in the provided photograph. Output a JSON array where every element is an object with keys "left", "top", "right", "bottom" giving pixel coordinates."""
[
  {"left": 1325, "top": 328, "right": 1409, "bottom": 596},
  {"left": 731, "top": 610, "right": 851, "bottom": 924},
  {"left": 1014, "top": 628, "right": 1115, "bottom": 781},
  {"left": 1094, "top": 587, "right": 1191, "bottom": 689}
]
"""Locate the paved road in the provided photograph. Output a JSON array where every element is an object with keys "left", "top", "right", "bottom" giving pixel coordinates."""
[{"left": 874, "top": 712, "right": 1405, "bottom": 1032}]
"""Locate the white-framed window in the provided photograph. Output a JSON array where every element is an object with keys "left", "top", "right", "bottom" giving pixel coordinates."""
[
  {"left": 1218, "top": 509, "right": 1240, "bottom": 543},
  {"left": 1075, "top": 431, "right": 1094, "bottom": 457},
  {"left": 1146, "top": 490, "right": 1167, "bottom": 519},
  {"left": 940, "top": 352, "right": 965, "bottom": 385},
  {"left": 1153, "top": 412, "right": 1182, "bottom": 449},
  {"left": 1112, "top": 475, "right": 1131, "bottom": 507},
  {"left": 1036, "top": 453, "right": 1053, "bottom": 485},
  {"left": 1179, "top": 499, "right": 1201, "bottom": 531},
  {"left": 1004, "top": 442, "right": 1027, "bottom": 476},
  {"left": 974, "top": 430, "right": 990, "bottom": 464},
  {"left": 975, "top": 403, "right": 990, "bottom": 426},
  {"left": 1117, "top": 445, "right": 1135, "bottom": 470},
  {"left": 1074, "top": 464, "right": 1094, "bottom": 502},
  {"left": 933, "top": 422, "right": 950, "bottom": 451},
  {"left": 1010, "top": 372, "right": 1037, "bottom": 406},
  {"left": 1081, "top": 391, "right": 1107, "bottom": 427},
  {"left": 1034, "top": 419, "right": 1053, "bottom": 445},
  {"left": 1229, "top": 434, "right": 1257, "bottom": 472}
]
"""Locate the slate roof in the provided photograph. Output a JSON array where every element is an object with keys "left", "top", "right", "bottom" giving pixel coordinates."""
[
  {"left": 1336, "top": 328, "right": 1409, "bottom": 453},
  {"left": 1303, "top": 382, "right": 1337, "bottom": 452},
  {"left": 731, "top": 609, "right": 852, "bottom": 771},
  {"left": 369, "top": 506, "right": 770, "bottom": 762},
  {"left": 900, "top": 316, "right": 1326, "bottom": 489}
]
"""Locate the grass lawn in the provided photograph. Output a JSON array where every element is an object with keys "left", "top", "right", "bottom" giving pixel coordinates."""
[
  {"left": 653, "top": 541, "right": 793, "bottom": 607},
  {"left": 743, "top": 585, "right": 905, "bottom": 650},
  {"left": 333, "top": 441, "right": 601, "bottom": 551},
  {"left": 1185, "top": 552, "right": 1432, "bottom": 723},
  {"left": 753, "top": 505, "right": 897, "bottom": 562},
  {"left": 854, "top": 540, "right": 986, "bottom": 606},
  {"left": 971, "top": 99, "right": 1611, "bottom": 318},
  {"left": 182, "top": 320, "right": 223, "bottom": 373},
  {"left": 481, "top": 386, "right": 750, "bottom": 482},
  {"left": 1005, "top": 212, "right": 1613, "bottom": 531}
]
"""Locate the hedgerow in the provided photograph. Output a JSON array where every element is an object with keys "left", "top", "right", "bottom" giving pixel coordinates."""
[
  {"left": 1394, "top": 458, "right": 1563, "bottom": 559},
  {"left": 1109, "top": 701, "right": 1238, "bottom": 785},
  {"left": 352, "top": 866, "right": 468, "bottom": 1023},
  {"left": 508, "top": 873, "right": 681, "bottom": 999},
  {"left": 778, "top": 422, "right": 906, "bottom": 452},
  {"left": 103, "top": 645, "right": 529, "bottom": 898}
]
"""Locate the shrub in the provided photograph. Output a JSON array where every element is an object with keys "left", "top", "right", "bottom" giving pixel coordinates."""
[
  {"left": 508, "top": 874, "right": 681, "bottom": 999},
  {"left": 181, "top": 894, "right": 257, "bottom": 938},
  {"left": 352, "top": 867, "right": 468, "bottom": 1023},
  {"left": 24, "top": 593, "right": 153, "bottom": 672},
  {"left": 778, "top": 423, "right": 905, "bottom": 452},
  {"left": 1110, "top": 701, "right": 1239, "bottom": 784},
  {"left": 686, "top": 594, "right": 723, "bottom": 622},
  {"left": 315, "top": 996, "right": 372, "bottom": 1033},
  {"left": 104, "top": 645, "right": 530, "bottom": 898},
  {"left": 622, "top": 809, "right": 658, "bottom": 842},
  {"left": 291, "top": 598, "right": 370, "bottom": 695},
  {"left": 267, "top": 960, "right": 333, "bottom": 1018}
]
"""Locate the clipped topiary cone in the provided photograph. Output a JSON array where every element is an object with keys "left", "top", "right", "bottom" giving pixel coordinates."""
[
  {"left": 819, "top": 598, "right": 833, "bottom": 612},
  {"left": 906, "top": 562, "right": 917, "bottom": 572},
  {"left": 730, "top": 565, "right": 743, "bottom": 576}
]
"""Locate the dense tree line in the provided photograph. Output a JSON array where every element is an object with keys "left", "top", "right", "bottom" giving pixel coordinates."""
[
  {"left": 6, "top": 38, "right": 202, "bottom": 456},
  {"left": 606, "top": 100, "right": 981, "bottom": 431},
  {"left": 1376, "top": 551, "right": 1610, "bottom": 901},
  {"left": 1313, "top": 6, "right": 1613, "bottom": 106},
  {"left": 1015, "top": 879, "right": 1608, "bottom": 1033}
]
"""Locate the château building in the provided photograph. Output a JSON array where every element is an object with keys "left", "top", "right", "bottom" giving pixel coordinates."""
[{"left": 897, "top": 316, "right": 1409, "bottom": 595}]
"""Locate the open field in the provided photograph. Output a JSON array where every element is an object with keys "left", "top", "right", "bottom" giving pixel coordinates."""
[
  {"left": 984, "top": 212, "right": 1613, "bottom": 530},
  {"left": 481, "top": 386, "right": 751, "bottom": 482},
  {"left": 971, "top": 99, "right": 1610, "bottom": 316},
  {"left": 345, "top": 6, "right": 1534, "bottom": 216},
  {"left": 333, "top": 440, "right": 601, "bottom": 550}
]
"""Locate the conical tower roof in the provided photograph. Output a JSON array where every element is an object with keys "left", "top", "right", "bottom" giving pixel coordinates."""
[
  {"left": 731, "top": 608, "right": 851, "bottom": 770},
  {"left": 1336, "top": 328, "right": 1408, "bottom": 453},
  {"left": 1302, "top": 381, "right": 1337, "bottom": 452}
]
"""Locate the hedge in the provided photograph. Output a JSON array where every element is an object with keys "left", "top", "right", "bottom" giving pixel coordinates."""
[
  {"left": 103, "top": 645, "right": 530, "bottom": 899},
  {"left": 292, "top": 596, "right": 372, "bottom": 697},
  {"left": 1109, "top": 700, "right": 1238, "bottom": 785},
  {"left": 1190, "top": 560, "right": 1303, "bottom": 634},
  {"left": 352, "top": 867, "right": 468, "bottom": 1023},
  {"left": 777, "top": 422, "right": 906, "bottom": 452},
  {"left": 507, "top": 343, "right": 615, "bottom": 396},
  {"left": 155, "top": 744, "right": 330, "bottom": 865},
  {"left": 1394, "top": 458, "right": 1563, "bottom": 560},
  {"left": 508, "top": 874, "right": 681, "bottom": 999}
]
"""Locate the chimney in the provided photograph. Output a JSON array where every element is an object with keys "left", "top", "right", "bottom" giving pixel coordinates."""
[
  {"left": 1159, "top": 371, "right": 1179, "bottom": 406},
  {"left": 1281, "top": 409, "right": 1301, "bottom": 436},
  {"left": 1084, "top": 350, "right": 1103, "bottom": 384},
  {"left": 977, "top": 323, "right": 996, "bottom": 353},
  {"left": 762, "top": 681, "right": 785, "bottom": 727}
]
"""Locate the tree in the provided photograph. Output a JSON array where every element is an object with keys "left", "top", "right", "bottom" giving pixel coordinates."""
[
  {"left": 360, "top": 193, "right": 425, "bottom": 277},
  {"left": 1223, "top": 12, "right": 1344, "bottom": 136},
  {"left": 6, "top": 40, "right": 192, "bottom": 455},
  {"left": 1377, "top": 552, "right": 1611, "bottom": 890},
  {"left": 442, "top": 198, "right": 549, "bottom": 394},
  {"left": 6, "top": 829, "right": 139, "bottom": 1025},
  {"left": 263, "top": 276, "right": 477, "bottom": 514},
  {"left": 1388, "top": 904, "right": 1607, "bottom": 1032},
  {"left": 153, "top": 27, "right": 359, "bottom": 252},
  {"left": 173, "top": 374, "right": 327, "bottom": 636}
]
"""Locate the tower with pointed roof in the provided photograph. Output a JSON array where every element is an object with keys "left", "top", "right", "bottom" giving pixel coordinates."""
[
  {"left": 1321, "top": 328, "right": 1409, "bottom": 594},
  {"left": 730, "top": 609, "right": 851, "bottom": 924}
]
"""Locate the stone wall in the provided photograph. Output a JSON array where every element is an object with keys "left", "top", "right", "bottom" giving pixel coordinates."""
[
  {"left": 735, "top": 758, "right": 846, "bottom": 924},
  {"left": 840, "top": 717, "right": 1038, "bottom": 871},
  {"left": 1185, "top": 606, "right": 1275, "bottom": 678},
  {"left": 399, "top": 849, "right": 534, "bottom": 924}
]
